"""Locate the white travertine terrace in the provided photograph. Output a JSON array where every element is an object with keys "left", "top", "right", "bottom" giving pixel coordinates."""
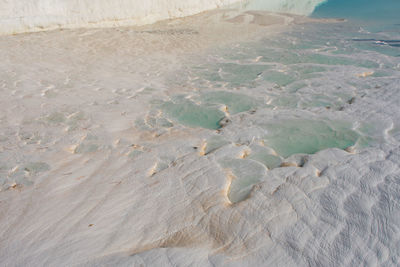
[
  {"left": 0, "top": 0, "right": 327, "bottom": 35},
  {"left": 1, "top": 1, "right": 399, "bottom": 267},
  {"left": 236, "top": 0, "right": 326, "bottom": 15},
  {"left": 0, "top": 0, "right": 240, "bottom": 35}
]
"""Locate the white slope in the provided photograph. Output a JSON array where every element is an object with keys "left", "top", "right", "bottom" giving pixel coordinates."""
[
  {"left": 0, "top": 0, "right": 240, "bottom": 35},
  {"left": 237, "top": 0, "right": 327, "bottom": 15},
  {"left": 1, "top": 5, "right": 399, "bottom": 267},
  {"left": 0, "top": 10, "right": 299, "bottom": 266},
  {"left": 0, "top": 0, "right": 328, "bottom": 35}
]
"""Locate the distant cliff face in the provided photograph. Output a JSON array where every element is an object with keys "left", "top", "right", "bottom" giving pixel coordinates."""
[
  {"left": 0, "top": 0, "right": 240, "bottom": 35},
  {"left": 234, "top": 0, "right": 327, "bottom": 16}
]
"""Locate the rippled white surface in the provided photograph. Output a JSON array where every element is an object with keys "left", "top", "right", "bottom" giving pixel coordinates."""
[{"left": 0, "top": 6, "right": 400, "bottom": 267}]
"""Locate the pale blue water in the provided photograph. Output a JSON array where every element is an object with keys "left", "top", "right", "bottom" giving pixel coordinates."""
[
  {"left": 311, "top": 0, "right": 400, "bottom": 57},
  {"left": 312, "top": 0, "right": 400, "bottom": 32},
  {"left": 313, "top": 0, "right": 400, "bottom": 23}
]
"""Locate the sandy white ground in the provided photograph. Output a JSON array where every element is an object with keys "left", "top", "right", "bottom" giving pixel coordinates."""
[{"left": 0, "top": 7, "right": 399, "bottom": 267}]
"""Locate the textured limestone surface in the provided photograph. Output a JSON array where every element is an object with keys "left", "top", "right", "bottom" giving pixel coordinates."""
[{"left": 0, "top": 7, "right": 399, "bottom": 267}]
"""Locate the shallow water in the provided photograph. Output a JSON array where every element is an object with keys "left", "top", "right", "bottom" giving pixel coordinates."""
[
  {"left": 150, "top": 11, "right": 400, "bottom": 207},
  {"left": 313, "top": 0, "right": 400, "bottom": 24}
]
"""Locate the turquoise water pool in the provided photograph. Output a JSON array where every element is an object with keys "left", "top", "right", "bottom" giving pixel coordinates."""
[
  {"left": 313, "top": 0, "right": 400, "bottom": 23},
  {"left": 242, "top": 0, "right": 400, "bottom": 30}
]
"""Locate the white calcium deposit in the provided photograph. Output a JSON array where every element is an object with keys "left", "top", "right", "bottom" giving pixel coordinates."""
[
  {"left": 0, "top": 4, "right": 400, "bottom": 267},
  {"left": 0, "top": 0, "right": 328, "bottom": 35},
  {"left": 235, "top": 0, "right": 326, "bottom": 15},
  {"left": 0, "top": 0, "right": 241, "bottom": 35}
]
